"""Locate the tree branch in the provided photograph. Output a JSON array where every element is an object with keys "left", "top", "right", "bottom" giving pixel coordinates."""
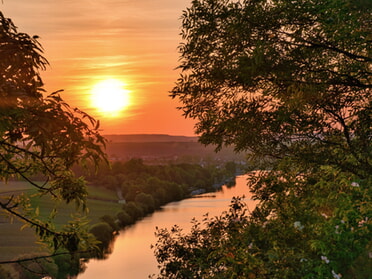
[
  {"left": 0, "top": 152, "right": 56, "bottom": 197},
  {"left": 0, "top": 140, "right": 58, "bottom": 176},
  {"left": 0, "top": 249, "right": 94, "bottom": 265},
  {"left": 0, "top": 198, "right": 65, "bottom": 238}
]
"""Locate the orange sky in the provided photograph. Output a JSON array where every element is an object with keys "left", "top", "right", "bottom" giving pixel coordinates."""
[{"left": 2, "top": 0, "right": 196, "bottom": 136}]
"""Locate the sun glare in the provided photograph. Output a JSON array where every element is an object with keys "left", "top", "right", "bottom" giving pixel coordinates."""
[{"left": 90, "top": 79, "right": 130, "bottom": 117}]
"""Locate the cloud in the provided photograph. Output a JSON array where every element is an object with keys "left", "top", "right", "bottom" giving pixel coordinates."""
[{"left": 2, "top": 0, "right": 194, "bottom": 135}]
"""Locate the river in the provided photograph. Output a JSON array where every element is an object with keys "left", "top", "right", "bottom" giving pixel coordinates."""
[{"left": 78, "top": 175, "right": 256, "bottom": 278}]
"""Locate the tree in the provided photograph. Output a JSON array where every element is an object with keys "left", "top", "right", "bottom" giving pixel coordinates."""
[
  {"left": 0, "top": 11, "right": 106, "bottom": 256},
  {"left": 172, "top": 0, "right": 371, "bottom": 175},
  {"left": 88, "top": 222, "right": 115, "bottom": 259},
  {"left": 135, "top": 192, "right": 156, "bottom": 213},
  {"left": 153, "top": 0, "right": 371, "bottom": 278}
]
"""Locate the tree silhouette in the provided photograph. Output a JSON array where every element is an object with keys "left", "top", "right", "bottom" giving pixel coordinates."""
[
  {"left": 153, "top": 0, "right": 371, "bottom": 278},
  {"left": 0, "top": 11, "right": 107, "bottom": 255}
]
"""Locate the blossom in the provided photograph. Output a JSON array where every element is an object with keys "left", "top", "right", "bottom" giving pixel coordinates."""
[
  {"left": 294, "top": 221, "right": 304, "bottom": 231},
  {"left": 335, "top": 225, "right": 340, "bottom": 234},
  {"left": 321, "top": 213, "right": 329, "bottom": 219},
  {"left": 332, "top": 270, "right": 342, "bottom": 279},
  {"left": 321, "top": 255, "right": 330, "bottom": 264},
  {"left": 351, "top": 181, "right": 360, "bottom": 187}
]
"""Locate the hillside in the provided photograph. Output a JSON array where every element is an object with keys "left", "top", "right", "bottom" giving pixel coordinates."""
[
  {"left": 104, "top": 134, "right": 198, "bottom": 143},
  {"left": 103, "top": 134, "right": 245, "bottom": 163}
]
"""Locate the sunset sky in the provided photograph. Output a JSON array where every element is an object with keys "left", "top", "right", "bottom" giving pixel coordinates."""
[{"left": 2, "top": 0, "right": 196, "bottom": 136}]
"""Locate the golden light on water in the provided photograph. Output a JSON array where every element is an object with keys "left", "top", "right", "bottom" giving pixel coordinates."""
[{"left": 90, "top": 79, "right": 131, "bottom": 117}]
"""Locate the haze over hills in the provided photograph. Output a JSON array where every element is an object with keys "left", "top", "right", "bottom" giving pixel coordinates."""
[
  {"left": 104, "top": 134, "right": 198, "bottom": 143},
  {"left": 103, "top": 134, "right": 245, "bottom": 163}
]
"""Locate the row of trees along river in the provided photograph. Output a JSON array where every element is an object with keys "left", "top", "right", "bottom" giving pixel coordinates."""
[
  {"left": 80, "top": 158, "right": 242, "bottom": 257},
  {"left": 0, "top": 158, "right": 242, "bottom": 278},
  {"left": 79, "top": 174, "right": 256, "bottom": 279}
]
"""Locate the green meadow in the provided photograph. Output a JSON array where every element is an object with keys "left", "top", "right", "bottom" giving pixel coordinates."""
[{"left": 0, "top": 181, "right": 121, "bottom": 261}]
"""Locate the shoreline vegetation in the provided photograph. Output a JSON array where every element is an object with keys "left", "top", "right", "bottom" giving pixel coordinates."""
[{"left": 0, "top": 135, "right": 244, "bottom": 278}]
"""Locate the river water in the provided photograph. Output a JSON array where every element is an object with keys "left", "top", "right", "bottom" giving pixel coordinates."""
[{"left": 78, "top": 175, "right": 256, "bottom": 279}]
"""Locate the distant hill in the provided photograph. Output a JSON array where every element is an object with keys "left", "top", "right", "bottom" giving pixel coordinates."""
[
  {"left": 104, "top": 134, "right": 198, "bottom": 143},
  {"left": 102, "top": 134, "right": 245, "bottom": 163}
]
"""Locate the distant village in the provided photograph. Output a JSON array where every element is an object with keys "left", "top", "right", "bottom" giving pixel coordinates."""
[{"left": 104, "top": 134, "right": 247, "bottom": 166}]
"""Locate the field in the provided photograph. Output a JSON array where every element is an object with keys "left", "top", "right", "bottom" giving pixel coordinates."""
[{"left": 0, "top": 181, "right": 121, "bottom": 261}]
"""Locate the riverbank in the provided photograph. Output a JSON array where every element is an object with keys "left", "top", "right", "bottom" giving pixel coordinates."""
[
  {"left": 0, "top": 181, "right": 122, "bottom": 262},
  {"left": 79, "top": 175, "right": 255, "bottom": 278},
  {"left": 0, "top": 160, "right": 240, "bottom": 278}
]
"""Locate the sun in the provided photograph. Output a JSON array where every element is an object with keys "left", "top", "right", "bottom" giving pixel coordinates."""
[{"left": 90, "top": 79, "right": 130, "bottom": 116}]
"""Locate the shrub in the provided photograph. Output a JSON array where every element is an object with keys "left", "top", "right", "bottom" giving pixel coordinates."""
[
  {"left": 89, "top": 222, "right": 115, "bottom": 256},
  {"left": 135, "top": 192, "right": 156, "bottom": 213},
  {"left": 100, "top": 214, "right": 119, "bottom": 232},
  {"left": 117, "top": 210, "right": 134, "bottom": 227},
  {"left": 122, "top": 201, "right": 145, "bottom": 220}
]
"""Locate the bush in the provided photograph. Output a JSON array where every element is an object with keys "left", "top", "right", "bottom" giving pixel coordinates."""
[
  {"left": 123, "top": 201, "right": 144, "bottom": 220},
  {"left": 117, "top": 210, "right": 134, "bottom": 227},
  {"left": 100, "top": 214, "right": 119, "bottom": 232},
  {"left": 53, "top": 250, "right": 84, "bottom": 279},
  {"left": 165, "top": 182, "right": 184, "bottom": 201},
  {"left": 90, "top": 223, "right": 114, "bottom": 248},
  {"left": 153, "top": 187, "right": 167, "bottom": 206},
  {"left": 135, "top": 192, "right": 156, "bottom": 213}
]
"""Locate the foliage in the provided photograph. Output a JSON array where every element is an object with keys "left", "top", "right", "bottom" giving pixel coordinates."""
[
  {"left": 0, "top": 265, "right": 18, "bottom": 279},
  {"left": 91, "top": 158, "right": 235, "bottom": 211},
  {"left": 88, "top": 222, "right": 116, "bottom": 259},
  {"left": 52, "top": 250, "right": 87, "bottom": 279},
  {"left": 123, "top": 201, "right": 145, "bottom": 220},
  {"left": 172, "top": 0, "right": 371, "bottom": 174},
  {"left": 12, "top": 253, "right": 59, "bottom": 279},
  {"left": 135, "top": 192, "right": 156, "bottom": 213},
  {"left": 0, "top": 250, "right": 87, "bottom": 279},
  {"left": 99, "top": 214, "right": 120, "bottom": 232},
  {"left": 153, "top": 197, "right": 255, "bottom": 279},
  {"left": 154, "top": 169, "right": 371, "bottom": 278},
  {"left": 0, "top": 11, "right": 107, "bottom": 257},
  {"left": 153, "top": 0, "right": 371, "bottom": 278},
  {"left": 116, "top": 210, "right": 134, "bottom": 227}
]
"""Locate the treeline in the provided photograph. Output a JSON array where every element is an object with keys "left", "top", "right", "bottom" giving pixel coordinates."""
[
  {"left": 84, "top": 159, "right": 238, "bottom": 258},
  {"left": 0, "top": 159, "right": 239, "bottom": 279}
]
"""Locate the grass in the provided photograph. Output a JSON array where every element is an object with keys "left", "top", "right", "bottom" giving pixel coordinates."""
[
  {"left": 29, "top": 183, "right": 121, "bottom": 224},
  {"left": 0, "top": 180, "right": 122, "bottom": 261}
]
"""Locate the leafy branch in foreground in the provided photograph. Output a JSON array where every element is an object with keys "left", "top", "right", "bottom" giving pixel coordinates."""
[
  {"left": 0, "top": 11, "right": 107, "bottom": 255},
  {"left": 153, "top": 0, "right": 371, "bottom": 278}
]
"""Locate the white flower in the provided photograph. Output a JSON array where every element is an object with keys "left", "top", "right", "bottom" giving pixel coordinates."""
[
  {"left": 294, "top": 221, "right": 304, "bottom": 231},
  {"left": 321, "top": 213, "right": 329, "bottom": 219},
  {"left": 351, "top": 181, "right": 360, "bottom": 187},
  {"left": 332, "top": 270, "right": 342, "bottom": 279},
  {"left": 321, "top": 255, "right": 330, "bottom": 264},
  {"left": 335, "top": 225, "right": 340, "bottom": 234}
]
